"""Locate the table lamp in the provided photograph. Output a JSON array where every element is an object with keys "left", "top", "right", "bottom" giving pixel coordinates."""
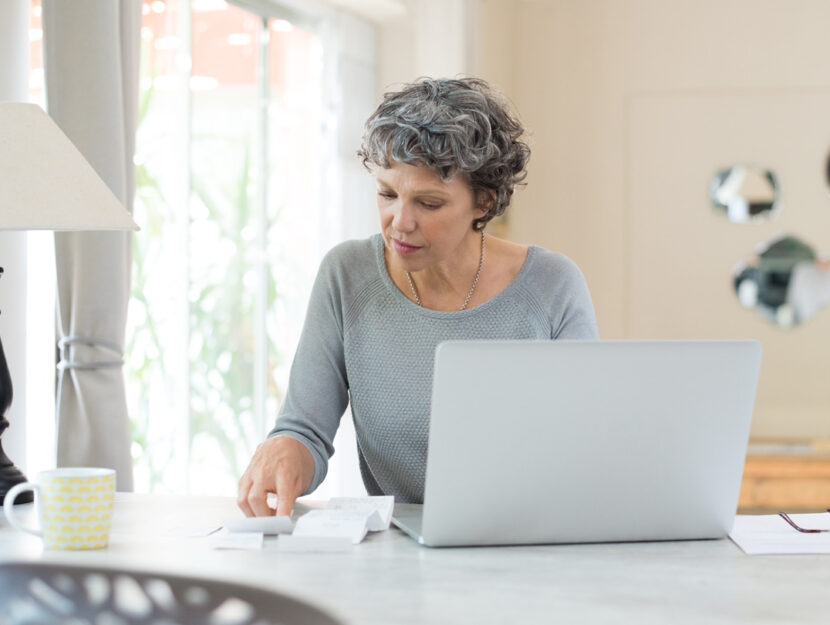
[{"left": 0, "top": 101, "right": 138, "bottom": 505}]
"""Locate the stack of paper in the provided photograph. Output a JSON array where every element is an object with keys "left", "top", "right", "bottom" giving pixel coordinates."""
[
  {"left": 282, "top": 496, "right": 395, "bottom": 551},
  {"left": 214, "top": 496, "right": 396, "bottom": 551},
  {"left": 328, "top": 496, "right": 395, "bottom": 532}
]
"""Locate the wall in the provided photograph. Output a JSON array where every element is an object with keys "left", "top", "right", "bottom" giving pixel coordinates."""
[
  {"left": 503, "top": 0, "right": 830, "bottom": 439},
  {"left": 375, "top": 0, "right": 830, "bottom": 441},
  {"left": 376, "top": 0, "right": 480, "bottom": 91}
]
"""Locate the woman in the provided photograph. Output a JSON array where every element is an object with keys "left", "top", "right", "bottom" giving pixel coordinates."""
[{"left": 237, "top": 77, "right": 599, "bottom": 517}]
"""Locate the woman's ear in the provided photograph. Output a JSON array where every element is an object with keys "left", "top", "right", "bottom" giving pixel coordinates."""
[{"left": 475, "top": 189, "right": 496, "bottom": 215}]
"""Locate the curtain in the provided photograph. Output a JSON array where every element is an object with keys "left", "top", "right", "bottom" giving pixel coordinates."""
[{"left": 43, "top": 0, "right": 141, "bottom": 490}]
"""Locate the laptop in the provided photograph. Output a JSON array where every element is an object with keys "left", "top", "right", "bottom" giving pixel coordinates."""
[{"left": 392, "top": 340, "right": 762, "bottom": 547}]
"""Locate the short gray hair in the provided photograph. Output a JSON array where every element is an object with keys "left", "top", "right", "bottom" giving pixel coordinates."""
[{"left": 357, "top": 77, "right": 530, "bottom": 231}]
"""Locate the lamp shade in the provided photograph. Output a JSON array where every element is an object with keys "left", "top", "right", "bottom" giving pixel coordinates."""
[{"left": 0, "top": 102, "right": 138, "bottom": 231}]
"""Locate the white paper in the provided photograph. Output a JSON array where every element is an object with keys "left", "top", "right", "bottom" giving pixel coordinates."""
[
  {"left": 211, "top": 531, "right": 264, "bottom": 550},
  {"left": 729, "top": 513, "right": 830, "bottom": 555},
  {"left": 292, "top": 510, "right": 369, "bottom": 544},
  {"left": 328, "top": 496, "right": 394, "bottom": 531},
  {"left": 277, "top": 534, "right": 353, "bottom": 552},
  {"left": 224, "top": 516, "right": 294, "bottom": 535}
]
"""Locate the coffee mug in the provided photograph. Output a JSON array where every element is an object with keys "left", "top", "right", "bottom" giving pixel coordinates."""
[{"left": 3, "top": 467, "right": 116, "bottom": 550}]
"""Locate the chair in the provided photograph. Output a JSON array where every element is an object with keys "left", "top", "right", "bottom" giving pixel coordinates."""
[{"left": 0, "top": 561, "right": 342, "bottom": 625}]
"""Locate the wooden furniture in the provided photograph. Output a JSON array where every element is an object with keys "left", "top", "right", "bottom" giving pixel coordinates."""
[{"left": 739, "top": 441, "right": 830, "bottom": 513}]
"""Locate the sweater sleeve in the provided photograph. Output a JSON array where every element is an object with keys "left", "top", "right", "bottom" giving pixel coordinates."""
[
  {"left": 552, "top": 255, "right": 599, "bottom": 340},
  {"left": 267, "top": 248, "right": 350, "bottom": 494},
  {"left": 527, "top": 250, "right": 599, "bottom": 340}
]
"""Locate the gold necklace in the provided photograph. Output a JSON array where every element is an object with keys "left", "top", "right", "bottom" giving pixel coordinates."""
[{"left": 406, "top": 231, "right": 486, "bottom": 311}]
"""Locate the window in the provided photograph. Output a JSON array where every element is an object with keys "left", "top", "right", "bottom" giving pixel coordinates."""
[
  {"left": 25, "top": 0, "right": 56, "bottom": 477},
  {"left": 129, "top": 0, "right": 371, "bottom": 495},
  {"left": 23, "top": 0, "right": 375, "bottom": 495}
]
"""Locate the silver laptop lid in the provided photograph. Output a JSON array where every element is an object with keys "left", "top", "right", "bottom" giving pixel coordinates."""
[{"left": 420, "top": 340, "right": 762, "bottom": 547}]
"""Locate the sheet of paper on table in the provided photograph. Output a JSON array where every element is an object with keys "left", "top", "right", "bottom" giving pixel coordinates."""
[
  {"left": 292, "top": 510, "right": 371, "bottom": 544},
  {"left": 729, "top": 513, "right": 830, "bottom": 555},
  {"left": 224, "top": 516, "right": 295, "bottom": 535},
  {"left": 288, "top": 495, "right": 396, "bottom": 547},
  {"left": 328, "top": 496, "right": 394, "bottom": 532},
  {"left": 199, "top": 496, "right": 396, "bottom": 550}
]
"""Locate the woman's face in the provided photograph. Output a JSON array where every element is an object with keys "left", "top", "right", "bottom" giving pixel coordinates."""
[{"left": 376, "top": 160, "right": 485, "bottom": 273}]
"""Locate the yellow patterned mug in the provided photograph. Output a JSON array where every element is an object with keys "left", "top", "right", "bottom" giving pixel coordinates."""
[{"left": 3, "top": 467, "right": 116, "bottom": 550}]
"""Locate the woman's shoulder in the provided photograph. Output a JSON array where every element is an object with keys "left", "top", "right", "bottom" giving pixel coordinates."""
[
  {"left": 524, "top": 244, "right": 587, "bottom": 283},
  {"left": 519, "top": 244, "right": 598, "bottom": 338},
  {"left": 318, "top": 235, "right": 380, "bottom": 276},
  {"left": 315, "top": 235, "right": 385, "bottom": 301},
  {"left": 322, "top": 235, "right": 379, "bottom": 265},
  {"left": 487, "top": 236, "right": 582, "bottom": 276},
  {"left": 511, "top": 244, "right": 594, "bottom": 310},
  {"left": 481, "top": 236, "right": 588, "bottom": 300}
]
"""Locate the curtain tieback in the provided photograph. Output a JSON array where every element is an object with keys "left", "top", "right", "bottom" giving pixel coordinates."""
[{"left": 57, "top": 336, "right": 124, "bottom": 371}]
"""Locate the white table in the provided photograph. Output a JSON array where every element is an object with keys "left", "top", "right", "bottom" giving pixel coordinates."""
[{"left": 1, "top": 493, "right": 827, "bottom": 625}]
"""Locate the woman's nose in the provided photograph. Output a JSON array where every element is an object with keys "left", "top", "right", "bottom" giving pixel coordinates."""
[{"left": 392, "top": 201, "right": 416, "bottom": 232}]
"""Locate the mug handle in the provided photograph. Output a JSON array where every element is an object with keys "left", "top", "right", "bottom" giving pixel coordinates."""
[{"left": 3, "top": 482, "right": 43, "bottom": 537}]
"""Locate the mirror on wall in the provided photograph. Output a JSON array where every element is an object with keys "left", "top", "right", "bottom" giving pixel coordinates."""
[
  {"left": 711, "top": 165, "right": 780, "bottom": 223},
  {"left": 733, "top": 234, "right": 830, "bottom": 328}
]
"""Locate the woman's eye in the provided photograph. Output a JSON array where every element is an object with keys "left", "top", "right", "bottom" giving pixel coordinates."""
[
  {"left": 378, "top": 192, "right": 395, "bottom": 200},
  {"left": 420, "top": 201, "right": 442, "bottom": 210}
]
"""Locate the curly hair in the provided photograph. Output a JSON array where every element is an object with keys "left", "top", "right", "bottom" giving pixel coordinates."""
[{"left": 357, "top": 77, "right": 530, "bottom": 231}]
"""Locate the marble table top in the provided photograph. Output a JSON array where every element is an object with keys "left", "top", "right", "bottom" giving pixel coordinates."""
[{"left": 1, "top": 493, "right": 827, "bottom": 625}]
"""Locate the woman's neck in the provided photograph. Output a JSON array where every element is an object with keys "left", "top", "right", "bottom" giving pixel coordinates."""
[{"left": 387, "top": 232, "right": 486, "bottom": 311}]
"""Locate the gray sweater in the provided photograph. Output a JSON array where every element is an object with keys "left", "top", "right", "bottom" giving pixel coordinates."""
[{"left": 269, "top": 234, "right": 599, "bottom": 503}]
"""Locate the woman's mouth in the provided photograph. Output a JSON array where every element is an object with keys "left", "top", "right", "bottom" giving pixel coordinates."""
[{"left": 392, "top": 238, "right": 421, "bottom": 255}]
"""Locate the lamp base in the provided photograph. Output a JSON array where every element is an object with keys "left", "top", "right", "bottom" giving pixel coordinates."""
[
  {"left": 0, "top": 449, "right": 32, "bottom": 505},
  {"left": 0, "top": 327, "right": 32, "bottom": 505}
]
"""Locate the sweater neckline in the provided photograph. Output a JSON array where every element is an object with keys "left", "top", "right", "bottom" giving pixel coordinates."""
[{"left": 372, "top": 233, "right": 537, "bottom": 317}]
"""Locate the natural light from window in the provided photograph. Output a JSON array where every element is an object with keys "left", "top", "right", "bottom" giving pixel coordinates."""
[
  {"left": 25, "top": 0, "right": 371, "bottom": 498},
  {"left": 129, "top": 0, "right": 326, "bottom": 495}
]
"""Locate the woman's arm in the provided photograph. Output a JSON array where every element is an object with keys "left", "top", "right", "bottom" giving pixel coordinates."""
[
  {"left": 237, "top": 248, "right": 351, "bottom": 516},
  {"left": 548, "top": 253, "right": 600, "bottom": 340}
]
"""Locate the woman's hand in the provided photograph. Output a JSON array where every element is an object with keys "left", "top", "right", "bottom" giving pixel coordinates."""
[{"left": 237, "top": 436, "right": 315, "bottom": 517}]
